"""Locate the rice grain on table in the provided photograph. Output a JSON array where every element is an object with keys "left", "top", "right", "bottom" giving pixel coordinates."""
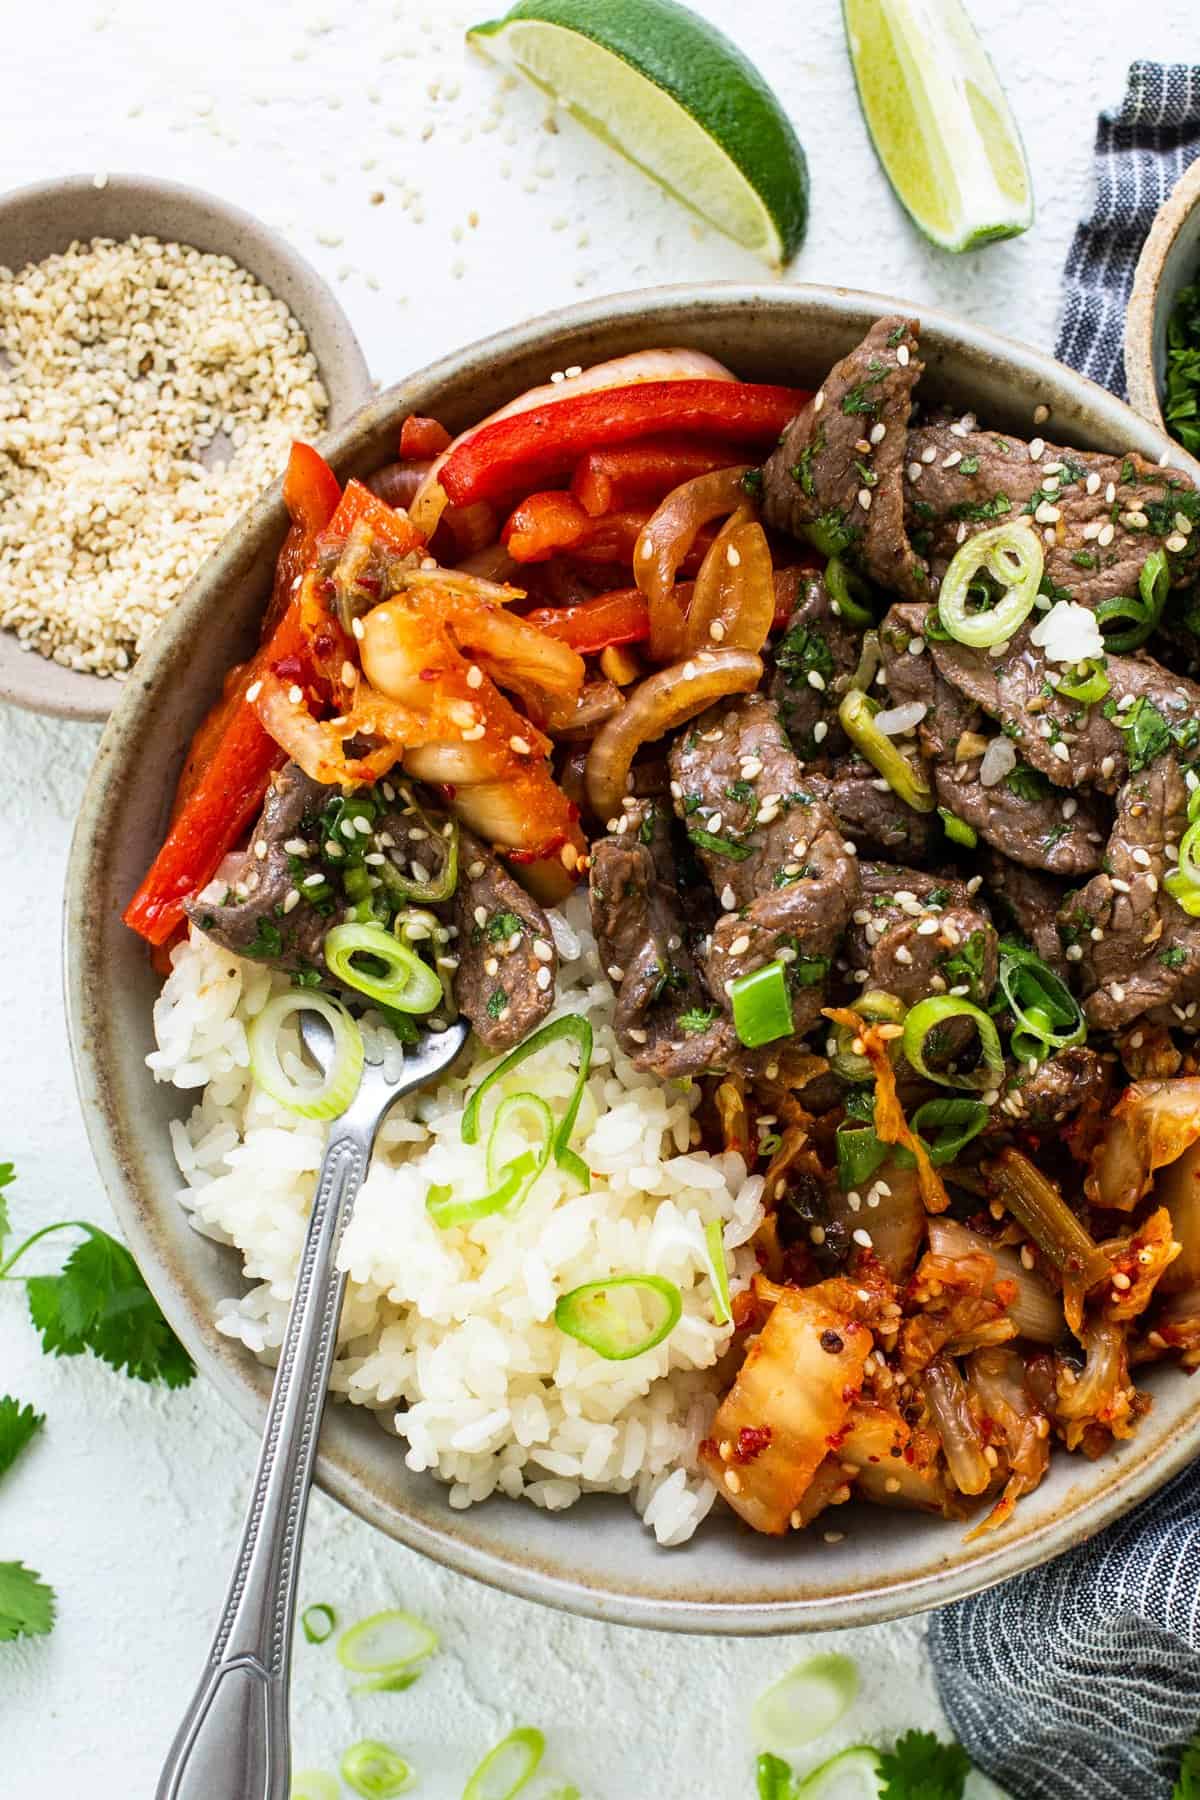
[
  {"left": 0, "top": 235, "right": 328, "bottom": 675},
  {"left": 150, "top": 886, "right": 765, "bottom": 1547}
]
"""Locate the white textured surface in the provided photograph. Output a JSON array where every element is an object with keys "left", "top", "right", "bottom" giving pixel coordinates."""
[{"left": 1, "top": 1, "right": 1191, "bottom": 1792}]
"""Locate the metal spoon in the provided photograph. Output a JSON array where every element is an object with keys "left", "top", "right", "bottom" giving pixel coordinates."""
[{"left": 156, "top": 1011, "right": 471, "bottom": 1800}]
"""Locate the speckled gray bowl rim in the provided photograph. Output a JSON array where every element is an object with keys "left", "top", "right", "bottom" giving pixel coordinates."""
[
  {"left": 0, "top": 171, "right": 373, "bottom": 724},
  {"left": 66, "top": 282, "right": 1200, "bottom": 1634}
]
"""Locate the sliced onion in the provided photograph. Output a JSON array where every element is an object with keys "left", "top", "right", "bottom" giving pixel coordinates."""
[
  {"left": 585, "top": 647, "right": 762, "bottom": 822},
  {"left": 684, "top": 511, "right": 774, "bottom": 654},
  {"left": 751, "top": 1654, "right": 859, "bottom": 1754},
  {"left": 635, "top": 464, "right": 754, "bottom": 661},
  {"left": 247, "top": 992, "right": 364, "bottom": 1121},
  {"left": 979, "top": 736, "right": 1017, "bottom": 788},
  {"left": 337, "top": 1609, "right": 438, "bottom": 1674},
  {"left": 873, "top": 701, "right": 927, "bottom": 736}
]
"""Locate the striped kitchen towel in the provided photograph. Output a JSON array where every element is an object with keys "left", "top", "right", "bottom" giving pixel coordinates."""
[{"left": 928, "top": 61, "right": 1200, "bottom": 1800}]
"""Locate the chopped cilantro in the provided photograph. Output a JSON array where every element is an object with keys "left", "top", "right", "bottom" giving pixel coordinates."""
[
  {"left": 485, "top": 989, "right": 507, "bottom": 1020},
  {"left": 791, "top": 954, "right": 831, "bottom": 987},
  {"left": 487, "top": 909, "right": 524, "bottom": 943},
  {"left": 688, "top": 828, "right": 753, "bottom": 861},
  {"left": 1006, "top": 764, "right": 1052, "bottom": 802},
  {"left": 0, "top": 1397, "right": 43, "bottom": 1482},
  {"left": 292, "top": 961, "right": 324, "bottom": 989},
  {"left": 678, "top": 1006, "right": 718, "bottom": 1035},
  {"left": 244, "top": 917, "right": 283, "bottom": 960},
  {"left": 1120, "top": 696, "right": 1173, "bottom": 772},
  {"left": 957, "top": 454, "right": 980, "bottom": 475},
  {"left": 843, "top": 1087, "right": 876, "bottom": 1122},
  {"left": 948, "top": 492, "right": 1012, "bottom": 523},
  {"left": 878, "top": 1729, "right": 971, "bottom": 1800},
  {"left": 939, "top": 929, "right": 991, "bottom": 1000},
  {"left": 741, "top": 466, "right": 764, "bottom": 498},
  {"left": 1162, "top": 945, "right": 1190, "bottom": 969},
  {"left": 775, "top": 623, "right": 834, "bottom": 686},
  {"left": 1071, "top": 550, "right": 1098, "bottom": 569}
]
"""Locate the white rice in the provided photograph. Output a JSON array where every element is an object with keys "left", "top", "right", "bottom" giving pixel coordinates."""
[{"left": 149, "top": 886, "right": 765, "bottom": 1545}]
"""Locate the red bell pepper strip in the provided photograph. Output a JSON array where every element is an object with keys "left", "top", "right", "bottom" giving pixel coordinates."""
[
  {"left": 439, "top": 379, "right": 811, "bottom": 509},
  {"left": 502, "top": 493, "right": 658, "bottom": 567},
  {"left": 399, "top": 413, "right": 452, "bottom": 458},
  {"left": 570, "top": 435, "right": 744, "bottom": 518},
  {"left": 316, "top": 477, "right": 426, "bottom": 559},
  {"left": 125, "top": 443, "right": 345, "bottom": 946},
  {"left": 525, "top": 587, "right": 650, "bottom": 654}
]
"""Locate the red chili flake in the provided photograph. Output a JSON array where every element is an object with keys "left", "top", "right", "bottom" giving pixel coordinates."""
[
  {"left": 903, "top": 1444, "right": 917, "bottom": 1465},
  {"left": 272, "top": 654, "right": 306, "bottom": 682},
  {"left": 733, "top": 1426, "right": 772, "bottom": 1465}
]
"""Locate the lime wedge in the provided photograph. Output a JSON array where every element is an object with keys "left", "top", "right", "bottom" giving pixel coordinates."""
[
  {"left": 467, "top": 0, "right": 808, "bottom": 266},
  {"left": 844, "top": 0, "right": 1032, "bottom": 252}
]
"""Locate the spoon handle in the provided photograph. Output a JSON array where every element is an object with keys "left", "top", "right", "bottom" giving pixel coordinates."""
[{"left": 155, "top": 1124, "right": 369, "bottom": 1800}]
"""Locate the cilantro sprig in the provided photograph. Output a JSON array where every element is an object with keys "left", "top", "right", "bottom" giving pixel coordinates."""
[
  {"left": 878, "top": 1730, "right": 971, "bottom": 1799},
  {"left": 0, "top": 1397, "right": 44, "bottom": 1481},
  {"left": 1173, "top": 1733, "right": 1200, "bottom": 1799},
  {"left": 0, "top": 1562, "right": 55, "bottom": 1644}
]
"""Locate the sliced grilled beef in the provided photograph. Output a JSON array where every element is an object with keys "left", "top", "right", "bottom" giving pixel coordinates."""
[
  {"left": 1063, "top": 754, "right": 1200, "bottom": 1031},
  {"left": 933, "top": 757, "right": 1106, "bottom": 878},
  {"left": 762, "top": 316, "right": 928, "bottom": 599},
  {"left": 185, "top": 763, "right": 331, "bottom": 975},
  {"left": 904, "top": 424, "right": 1200, "bottom": 607},
  {"left": 768, "top": 569, "right": 860, "bottom": 756},
  {"left": 983, "top": 852, "right": 1070, "bottom": 976},
  {"left": 843, "top": 865, "right": 998, "bottom": 1007},
  {"left": 877, "top": 606, "right": 983, "bottom": 763},
  {"left": 800, "top": 758, "right": 937, "bottom": 860},
  {"left": 589, "top": 802, "right": 738, "bottom": 1077},
  {"left": 668, "top": 693, "right": 860, "bottom": 1039},
  {"left": 454, "top": 829, "right": 558, "bottom": 1050},
  {"left": 995, "top": 1046, "right": 1105, "bottom": 1126}
]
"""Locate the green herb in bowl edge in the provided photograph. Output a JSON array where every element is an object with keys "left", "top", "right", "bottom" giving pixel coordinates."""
[{"left": 1164, "top": 280, "right": 1200, "bottom": 456}]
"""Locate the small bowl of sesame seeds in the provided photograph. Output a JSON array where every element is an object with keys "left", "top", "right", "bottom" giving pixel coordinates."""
[{"left": 0, "top": 171, "right": 372, "bottom": 720}]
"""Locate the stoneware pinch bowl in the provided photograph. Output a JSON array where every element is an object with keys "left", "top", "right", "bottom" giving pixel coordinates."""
[
  {"left": 0, "top": 171, "right": 372, "bottom": 723},
  {"left": 1125, "top": 156, "right": 1200, "bottom": 435},
  {"left": 66, "top": 284, "right": 1200, "bottom": 1634}
]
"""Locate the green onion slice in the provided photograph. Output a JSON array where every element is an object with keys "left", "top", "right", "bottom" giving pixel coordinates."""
[
  {"left": 462, "top": 1015, "right": 593, "bottom": 1189},
  {"left": 462, "top": 1727, "right": 545, "bottom": 1800},
  {"left": 301, "top": 1602, "right": 336, "bottom": 1645},
  {"left": 757, "top": 1753, "right": 796, "bottom": 1800},
  {"left": 825, "top": 555, "right": 876, "bottom": 628},
  {"left": 838, "top": 688, "right": 934, "bottom": 813},
  {"left": 830, "top": 990, "right": 905, "bottom": 1082},
  {"left": 324, "top": 922, "right": 443, "bottom": 1014},
  {"left": 937, "top": 520, "right": 1043, "bottom": 647},
  {"left": 731, "top": 959, "right": 794, "bottom": 1047},
  {"left": 555, "top": 1275, "right": 682, "bottom": 1361},
  {"left": 937, "top": 806, "right": 978, "bottom": 848},
  {"left": 291, "top": 1772, "right": 340, "bottom": 1800},
  {"left": 337, "top": 1610, "right": 438, "bottom": 1675},
  {"left": 380, "top": 815, "right": 460, "bottom": 904},
  {"left": 795, "top": 1746, "right": 885, "bottom": 1797},
  {"left": 704, "top": 1218, "right": 733, "bottom": 1326},
  {"left": 998, "top": 944, "right": 1086, "bottom": 1063},
  {"left": 428, "top": 1093, "right": 554, "bottom": 1230},
  {"left": 248, "top": 992, "right": 364, "bottom": 1120},
  {"left": 905, "top": 1098, "right": 989, "bottom": 1165},
  {"left": 1055, "top": 658, "right": 1110, "bottom": 704},
  {"left": 1166, "top": 819, "right": 1200, "bottom": 916},
  {"left": 902, "top": 996, "right": 1005, "bottom": 1091},
  {"left": 836, "top": 1121, "right": 889, "bottom": 1192},
  {"left": 394, "top": 906, "right": 457, "bottom": 1019},
  {"left": 1097, "top": 547, "right": 1170, "bottom": 652},
  {"left": 340, "top": 1741, "right": 414, "bottom": 1799},
  {"left": 752, "top": 1654, "right": 859, "bottom": 1754}
]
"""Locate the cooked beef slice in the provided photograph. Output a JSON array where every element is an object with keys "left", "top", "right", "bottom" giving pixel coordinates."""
[
  {"left": 843, "top": 864, "right": 998, "bottom": 1006},
  {"left": 877, "top": 605, "right": 983, "bottom": 763},
  {"left": 185, "top": 762, "right": 331, "bottom": 973},
  {"left": 453, "top": 828, "right": 558, "bottom": 1050},
  {"left": 983, "top": 851, "right": 1070, "bottom": 975},
  {"left": 668, "top": 693, "right": 860, "bottom": 1039},
  {"left": 800, "top": 757, "right": 937, "bottom": 860},
  {"left": 903, "top": 424, "right": 1200, "bottom": 606},
  {"left": 589, "top": 801, "right": 738, "bottom": 1077},
  {"left": 762, "top": 317, "right": 929, "bottom": 598},
  {"left": 887, "top": 602, "right": 1200, "bottom": 796},
  {"left": 933, "top": 758, "right": 1106, "bottom": 878},
  {"left": 768, "top": 570, "right": 861, "bottom": 757},
  {"left": 995, "top": 1046, "right": 1105, "bottom": 1126},
  {"left": 1063, "top": 754, "right": 1200, "bottom": 1031}
]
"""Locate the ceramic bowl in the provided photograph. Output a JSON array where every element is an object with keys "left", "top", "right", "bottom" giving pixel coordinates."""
[
  {"left": 1125, "top": 158, "right": 1200, "bottom": 433},
  {"left": 0, "top": 172, "right": 372, "bottom": 722},
  {"left": 65, "top": 283, "right": 1200, "bottom": 1634}
]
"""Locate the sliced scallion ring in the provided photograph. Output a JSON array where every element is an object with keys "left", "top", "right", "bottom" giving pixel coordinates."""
[
  {"left": 825, "top": 555, "right": 876, "bottom": 628},
  {"left": 379, "top": 815, "right": 460, "bottom": 904},
  {"left": 752, "top": 1654, "right": 859, "bottom": 1753},
  {"left": 340, "top": 1740, "right": 414, "bottom": 1798},
  {"left": 1055, "top": 657, "right": 1110, "bottom": 704},
  {"left": 337, "top": 1610, "right": 438, "bottom": 1676},
  {"left": 902, "top": 996, "right": 1005, "bottom": 1091},
  {"left": 462, "top": 1015, "right": 593, "bottom": 1189},
  {"left": 462, "top": 1727, "right": 545, "bottom": 1800},
  {"left": 795, "top": 1745, "right": 885, "bottom": 1797},
  {"left": 757, "top": 1753, "right": 796, "bottom": 1800},
  {"left": 1166, "top": 819, "right": 1200, "bottom": 915},
  {"left": 830, "top": 990, "right": 905, "bottom": 1082},
  {"left": 324, "top": 922, "right": 443, "bottom": 1014},
  {"left": 937, "top": 806, "right": 978, "bottom": 848},
  {"left": 937, "top": 520, "right": 1043, "bottom": 647},
  {"left": 555, "top": 1275, "right": 682, "bottom": 1361},
  {"left": 301, "top": 1602, "right": 336, "bottom": 1645},
  {"left": 428, "top": 1093, "right": 554, "bottom": 1230},
  {"left": 1097, "top": 547, "right": 1169, "bottom": 652},
  {"left": 395, "top": 906, "right": 457, "bottom": 1018},
  {"left": 731, "top": 959, "right": 795, "bottom": 1047},
  {"left": 291, "top": 1773, "right": 340, "bottom": 1800},
  {"left": 839, "top": 688, "right": 934, "bottom": 812},
  {"left": 998, "top": 944, "right": 1086, "bottom": 1063},
  {"left": 836, "top": 1120, "right": 889, "bottom": 1192},
  {"left": 704, "top": 1218, "right": 733, "bottom": 1326},
  {"left": 248, "top": 992, "right": 364, "bottom": 1121},
  {"left": 903, "top": 1098, "right": 989, "bottom": 1165}
]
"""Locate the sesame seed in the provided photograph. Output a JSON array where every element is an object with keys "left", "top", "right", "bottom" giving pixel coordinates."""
[
  {"left": 1100, "top": 755, "right": 1116, "bottom": 780},
  {"left": 509, "top": 735, "right": 531, "bottom": 755},
  {"left": 894, "top": 944, "right": 913, "bottom": 965},
  {"left": 1035, "top": 501, "right": 1061, "bottom": 525},
  {"left": 1028, "top": 437, "right": 1045, "bottom": 461},
  {"left": 720, "top": 885, "right": 736, "bottom": 910},
  {"left": 843, "top": 840, "right": 858, "bottom": 857},
  {"left": 896, "top": 343, "right": 910, "bottom": 366},
  {"left": 1097, "top": 522, "right": 1115, "bottom": 547},
  {"left": 709, "top": 619, "right": 726, "bottom": 641},
  {"left": 809, "top": 1224, "right": 826, "bottom": 1245},
  {"left": 813, "top": 721, "right": 828, "bottom": 744},
  {"left": 870, "top": 422, "right": 887, "bottom": 444},
  {"left": 1033, "top": 403, "right": 1049, "bottom": 424},
  {"left": 1085, "top": 472, "right": 1101, "bottom": 494},
  {"left": 302, "top": 871, "right": 325, "bottom": 888},
  {"left": 942, "top": 449, "right": 963, "bottom": 469},
  {"left": 852, "top": 1228, "right": 873, "bottom": 1247},
  {"left": 727, "top": 933, "right": 751, "bottom": 956},
  {"left": 288, "top": 684, "right": 304, "bottom": 705},
  {"left": 916, "top": 916, "right": 939, "bottom": 935},
  {"left": 807, "top": 669, "right": 826, "bottom": 691},
  {"left": 282, "top": 888, "right": 301, "bottom": 914},
  {"left": 535, "top": 965, "right": 552, "bottom": 990},
  {"left": 1050, "top": 740, "right": 1071, "bottom": 763},
  {"left": 726, "top": 543, "right": 741, "bottom": 568},
  {"left": 921, "top": 445, "right": 937, "bottom": 464},
  {"left": 1110, "top": 983, "right": 1127, "bottom": 1002},
  {"left": 245, "top": 679, "right": 263, "bottom": 703},
  {"left": 907, "top": 461, "right": 923, "bottom": 482},
  {"left": 857, "top": 487, "right": 872, "bottom": 511},
  {"left": 1167, "top": 533, "right": 1188, "bottom": 553},
  {"left": 708, "top": 813, "right": 724, "bottom": 834}
]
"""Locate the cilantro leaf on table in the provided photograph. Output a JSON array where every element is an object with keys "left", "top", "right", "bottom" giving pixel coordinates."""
[
  {"left": 0, "top": 1397, "right": 44, "bottom": 1481},
  {"left": 0, "top": 1561, "right": 55, "bottom": 1643},
  {"left": 23, "top": 1229, "right": 194, "bottom": 1388},
  {"left": 1173, "top": 1734, "right": 1200, "bottom": 1799},
  {"left": 878, "top": 1730, "right": 971, "bottom": 1800}
]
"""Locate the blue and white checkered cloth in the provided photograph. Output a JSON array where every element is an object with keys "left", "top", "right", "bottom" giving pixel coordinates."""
[{"left": 927, "top": 62, "right": 1200, "bottom": 1800}]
